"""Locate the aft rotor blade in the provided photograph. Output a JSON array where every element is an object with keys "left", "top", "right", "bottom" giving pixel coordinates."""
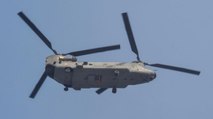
[
  {"left": 96, "top": 88, "right": 108, "bottom": 94},
  {"left": 122, "top": 12, "right": 140, "bottom": 61},
  {"left": 145, "top": 63, "right": 200, "bottom": 75},
  {"left": 30, "top": 71, "right": 47, "bottom": 98},
  {"left": 64, "top": 44, "right": 120, "bottom": 56},
  {"left": 18, "top": 11, "right": 57, "bottom": 54}
]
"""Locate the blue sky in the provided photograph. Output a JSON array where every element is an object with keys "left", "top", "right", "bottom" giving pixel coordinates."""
[{"left": 0, "top": 0, "right": 212, "bottom": 119}]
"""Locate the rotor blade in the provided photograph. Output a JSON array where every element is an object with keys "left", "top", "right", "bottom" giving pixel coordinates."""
[
  {"left": 96, "top": 88, "right": 108, "bottom": 94},
  {"left": 18, "top": 11, "right": 57, "bottom": 54},
  {"left": 145, "top": 63, "right": 200, "bottom": 75},
  {"left": 29, "top": 71, "right": 48, "bottom": 98},
  {"left": 122, "top": 12, "right": 140, "bottom": 61},
  {"left": 64, "top": 44, "right": 120, "bottom": 56}
]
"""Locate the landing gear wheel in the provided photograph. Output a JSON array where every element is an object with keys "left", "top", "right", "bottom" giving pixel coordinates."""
[
  {"left": 64, "top": 87, "right": 68, "bottom": 91},
  {"left": 112, "top": 88, "right": 117, "bottom": 94}
]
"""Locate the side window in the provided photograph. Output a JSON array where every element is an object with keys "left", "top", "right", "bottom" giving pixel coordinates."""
[{"left": 64, "top": 67, "right": 73, "bottom": 73}]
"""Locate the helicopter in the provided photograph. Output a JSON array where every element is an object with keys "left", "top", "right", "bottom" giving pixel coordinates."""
[{"left": 18, "top": 11, "right": 200, "bottom": 99}]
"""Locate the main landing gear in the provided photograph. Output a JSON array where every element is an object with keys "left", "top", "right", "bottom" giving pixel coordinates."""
[
  {"left": 112, "top": 87, "right": 117, "bottom": 94},
  {"left": 64, "top": 87, "right": 68, "bottom": 91},
  {"left": 64, "top": 86, "right": 117, "bottom": 94}
]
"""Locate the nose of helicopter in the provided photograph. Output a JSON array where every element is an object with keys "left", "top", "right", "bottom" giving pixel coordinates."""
[
  {"left": 149, "top": 71, "right": 156, "bottom": 80},
  {"left": 45, "top": 64, "right": 55, "bottom": 79},
  {"left": 144, "top": 69, "right": 156, "bottom": 81}
]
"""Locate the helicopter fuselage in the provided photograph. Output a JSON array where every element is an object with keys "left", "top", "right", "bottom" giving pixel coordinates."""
[
  {"left": 45, "top": 55, "right": 156, "bottom": 90},
  {"left": 18, "top": 11, "right": 200, "bottom": 98}
]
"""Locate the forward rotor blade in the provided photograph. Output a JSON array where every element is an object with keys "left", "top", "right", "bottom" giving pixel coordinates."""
[
  {"left": 145, "top": 63, "right": 200, "bottom": 75},
  {"left": 64, "top": 44, "right": 120, "bottom": 56},
  {"left": 122, "top": 12, "right": 140, "bottom": 61},
  {"left": 18, "top": 11, "right": 57, "bottom": 54},
  {"left": 30, "top": 71, "right": 47, "bottom": 98},
  {"left": 96, "top": 88, "right": 108, "bottom": 94}
]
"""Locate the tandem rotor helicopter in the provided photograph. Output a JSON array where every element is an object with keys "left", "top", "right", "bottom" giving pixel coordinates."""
[{"left": 18, "top": 11, "right": 200, "bottom": 99}]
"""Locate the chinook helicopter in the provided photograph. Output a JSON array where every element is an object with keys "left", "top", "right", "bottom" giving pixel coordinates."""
[{"left": 18, "top": 11, "right": 200, "bottom": 99}]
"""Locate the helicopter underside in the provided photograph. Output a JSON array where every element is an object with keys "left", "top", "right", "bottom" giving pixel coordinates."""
[{"left": 51, "top": 62, "right": 156, "bottom": 90}]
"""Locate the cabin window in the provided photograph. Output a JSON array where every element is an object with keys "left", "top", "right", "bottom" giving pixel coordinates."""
[
  {"left": 83, "top": 62, "right": 88, "bottom": 65},
  {"left": 64, "top": 67, "right": 72, "bottom": 72},
  {"left": 114, "top": 70, "right": 119, "bottom": 76}
]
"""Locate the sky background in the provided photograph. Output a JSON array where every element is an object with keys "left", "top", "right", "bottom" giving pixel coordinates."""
[{"left": 0, "top": 0, "right": 213, "bottom": 119}]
